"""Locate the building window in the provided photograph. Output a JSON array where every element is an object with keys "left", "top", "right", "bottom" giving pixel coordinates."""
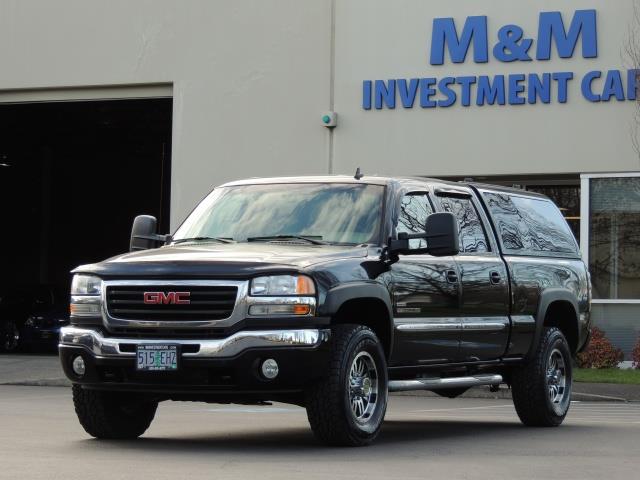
[{"left": 589, "top": 177, "right": 640, "bottom": 299}]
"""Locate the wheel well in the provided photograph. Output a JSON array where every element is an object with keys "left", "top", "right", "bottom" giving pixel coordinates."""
[
  {"left": 543, "top": 300, "right": 579, "bottom": 354},
  {"left": 331, "top": 298, "right": 392, "bottom": 358}
]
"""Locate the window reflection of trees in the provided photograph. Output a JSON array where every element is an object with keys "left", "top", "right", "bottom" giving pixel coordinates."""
[
  {"left": 483, "top": 193, "right": 577, "bottom": 255},
  {"left": 438, "top": 197, "right": 489, "bottom": 253},
  {"left": 398, "top": 194, "right": 432, "bottom": 249}
]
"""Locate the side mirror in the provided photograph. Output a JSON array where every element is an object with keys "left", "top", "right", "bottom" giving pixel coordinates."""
[
  {"left": 424, "top": 212, "right": 459, "bottom": 256},
  {"left": 130, "top": 215, "right": 169, "bottom": 251},
  {"left": 388, "top": 212, "right": 460, "bottom": 257}
]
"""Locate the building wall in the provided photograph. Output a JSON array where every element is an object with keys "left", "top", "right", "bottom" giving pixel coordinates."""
[
  {"left": 0, "top": 0, "right": 332, "bottom": 228},
  {"left": 1, "top": 1, "right": 637, "bottom": 226},
  {"left": 332, "top": 0, "right": 640, "bottom": 178},
  {"left": 0, "top": 0, "right": 638, "bottom": 354}
]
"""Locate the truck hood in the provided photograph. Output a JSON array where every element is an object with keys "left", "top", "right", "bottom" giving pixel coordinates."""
[{"left": 73, "top": 242, "right": 371, "bottom": 279}]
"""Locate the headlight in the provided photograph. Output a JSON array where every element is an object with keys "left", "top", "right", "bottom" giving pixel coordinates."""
[
  {"left": 70, "top": 274, "right": 102, "bottom": 318},
  {"left": 71, "top": 274, "right": 102, "bottom": 296},
  {"left": 250, "top": 275, "right": 315, "bottom": 296}
]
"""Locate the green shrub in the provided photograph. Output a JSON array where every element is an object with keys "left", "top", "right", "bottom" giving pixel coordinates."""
[{"left": 576, "top": 327, "right": 624, "bottom": 369}]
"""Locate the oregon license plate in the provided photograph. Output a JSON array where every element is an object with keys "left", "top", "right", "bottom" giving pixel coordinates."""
[{"left": 136, "top": 344, "right": 179, "bottom": 371}]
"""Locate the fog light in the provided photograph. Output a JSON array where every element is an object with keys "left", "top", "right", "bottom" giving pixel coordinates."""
[
  {"left": 261, "top": 359, "right": 279, "bottom": 379},
  {"left": 72, "top": 356, "right": 86, "bottom": 376}
]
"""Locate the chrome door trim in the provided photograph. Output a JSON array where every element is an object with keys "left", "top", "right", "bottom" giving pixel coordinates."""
[
  {"left": 461, "top": 321, "right": 509, "bottom": 331},
  {"left": 396, "top": 318, "right": 462, "bottom": 333}
]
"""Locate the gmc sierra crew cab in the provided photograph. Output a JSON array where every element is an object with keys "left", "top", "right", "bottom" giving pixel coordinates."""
[{"left": 60, "top": 175, "right": 591, "bottom": 446}]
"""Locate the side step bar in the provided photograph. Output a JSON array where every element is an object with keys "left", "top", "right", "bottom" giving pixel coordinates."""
[{"left": 388, "top": 374, "right": 503, "bottom": 392}]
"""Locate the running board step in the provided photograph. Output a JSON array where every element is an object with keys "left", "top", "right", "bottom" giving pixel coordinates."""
[{"left": 388, "top": 374, "right": 503, "bottom": 392}]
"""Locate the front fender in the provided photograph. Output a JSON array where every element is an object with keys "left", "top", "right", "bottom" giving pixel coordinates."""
[{"left": 318, "top": 281, "right": 394, "bottom": 351}]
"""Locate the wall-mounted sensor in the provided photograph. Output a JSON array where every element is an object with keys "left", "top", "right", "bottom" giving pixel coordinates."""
[{"left": 321, "top": 111, "right": 337, "bottom": 127}]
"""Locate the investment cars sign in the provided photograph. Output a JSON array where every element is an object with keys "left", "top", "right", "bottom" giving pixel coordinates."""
[{"left": 362, "top": 9, "right": 639, "bottom": 109}]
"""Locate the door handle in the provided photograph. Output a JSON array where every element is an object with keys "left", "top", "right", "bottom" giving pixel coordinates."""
[
  {"left": 490, "top": 271, "right": 502, "bottom": 285},
  {"left": 446, "top": 270, "right": 458, "bottom": 284}
]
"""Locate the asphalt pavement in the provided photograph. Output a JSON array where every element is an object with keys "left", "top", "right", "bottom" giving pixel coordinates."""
[{"left": 1, "top": 385, "right": 639, "bottom": 480}]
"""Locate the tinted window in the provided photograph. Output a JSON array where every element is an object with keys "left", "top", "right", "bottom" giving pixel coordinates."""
[
  {"left": 482, "top": 192, "right": 579, "bottom": 256},
  {"left": 173, "top": 183, "right": 384, "bottom": 245},
  {"left": 397, "top": 193, "right": 433, "bottom": 249},
  {"left": 438, "top": 196, "right": 489, "bottom": 253}
]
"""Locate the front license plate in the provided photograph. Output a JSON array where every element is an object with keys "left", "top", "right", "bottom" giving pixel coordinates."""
[{"left": 136, "top": 344, "right": 179, "bottom": 371}]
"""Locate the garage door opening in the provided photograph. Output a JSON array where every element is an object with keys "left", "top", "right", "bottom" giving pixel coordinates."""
[{"left": 0, "top": 98, "right": 172, "bottom": 350}]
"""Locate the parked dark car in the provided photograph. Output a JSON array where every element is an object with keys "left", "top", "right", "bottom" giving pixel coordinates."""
[
  {"left": 60, "top": 175, "right": 591, "bottom": 446},
  {"left": 0, "top": 286, "right": 30, "bottom": 352},
  {"left": 0, "top": 285, "right": 69, "bottom": 352},
  {"left": 20, "top": 287, "right": 69, "bottom": 352}
]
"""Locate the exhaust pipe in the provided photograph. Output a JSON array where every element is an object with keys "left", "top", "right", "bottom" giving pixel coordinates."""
[{"left": 388, "top": 374, "right": 503, "bottom": 392}]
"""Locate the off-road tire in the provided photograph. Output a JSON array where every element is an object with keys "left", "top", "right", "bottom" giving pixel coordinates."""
[
  {"left": 72, "top": 384, "right": 158, "bottom": 439},
  {"left": 305, "top": 324, "right": 388, "bottom": 446},
  {"left": 511, "top": 327, "right": 572, "bottom": 427}
]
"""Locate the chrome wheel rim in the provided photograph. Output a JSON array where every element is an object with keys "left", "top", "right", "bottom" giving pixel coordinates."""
[
  {"left": 546, "top": 348, "right": 569, "bottom": 414},
  {"left": 348, "top": 351, "right": 379, "bottom": 424}
]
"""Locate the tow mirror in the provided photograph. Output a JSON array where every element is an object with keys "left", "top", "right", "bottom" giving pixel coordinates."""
[
  {"left": 388, "top": 212, "right": 460, "bottom": 257},
  {"left": 424, "top": 212, "right": 459, "bottom": 256},
  {"left": 130, "top": 215, "right": 169, "bottom": 251}
]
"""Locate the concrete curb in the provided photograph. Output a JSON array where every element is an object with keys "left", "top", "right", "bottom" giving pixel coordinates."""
[{"left": 0, "top": 379, "right": 71, "bottom": 387}]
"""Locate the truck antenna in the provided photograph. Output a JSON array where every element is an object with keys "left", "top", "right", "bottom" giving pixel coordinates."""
[{"left": 354, "top": 167, "right": 364, "bottom": 180}]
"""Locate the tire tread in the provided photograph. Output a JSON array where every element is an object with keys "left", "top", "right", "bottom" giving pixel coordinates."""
[{"left": 511, "top": 327, "right": 570, "bottom": 427}]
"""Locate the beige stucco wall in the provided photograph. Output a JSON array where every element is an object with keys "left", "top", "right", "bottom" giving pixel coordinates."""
[
  {"left": 0, "top": 0, "right": 638, "bottom": 227},
  {"left": 0, "top": 0, "right": 332, "bottom": 228},
  {"left": 333, "top": 0, "right": 640, "bottom": 178}
]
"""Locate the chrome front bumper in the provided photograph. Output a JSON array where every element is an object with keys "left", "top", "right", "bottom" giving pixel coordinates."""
[{"left": 59, "top": 326, "right": 331, "bottom": 359}]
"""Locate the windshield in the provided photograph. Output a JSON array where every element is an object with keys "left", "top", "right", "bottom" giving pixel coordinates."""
[{"left": 173, "top": 183, "right": 384, "bottom": 245}]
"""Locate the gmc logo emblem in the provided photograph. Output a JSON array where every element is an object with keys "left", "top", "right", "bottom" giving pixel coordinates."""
[{"left": 143, "top": 291, "right": 191, "bottom": 305}]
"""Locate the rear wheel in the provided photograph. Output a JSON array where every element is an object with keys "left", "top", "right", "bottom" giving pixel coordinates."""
[
  {"left": 305, "top": 324, "right": 388, "bottom": 446},
  {"left": 72, "top": 385, "right": 158, "bottom": 439},
  {"left": 511, "top": 327, "right": 572, "bottom": 427}
]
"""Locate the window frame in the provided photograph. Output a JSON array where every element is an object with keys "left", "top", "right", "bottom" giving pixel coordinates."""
[{"left": 581, "top": 172, "right": 640, "bottom": 304}]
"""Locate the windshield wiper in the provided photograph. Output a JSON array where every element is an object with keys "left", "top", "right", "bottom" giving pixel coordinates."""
[
  {"left": 172, "top": 236, "right": 235, "bottom": 244},
  {"left": 246, "top": 235, "right": 328, "bottom": 245}
]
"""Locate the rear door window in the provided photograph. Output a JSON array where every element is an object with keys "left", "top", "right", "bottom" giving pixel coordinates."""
[
  {"left": 437, "top": 196, "right": 490, "bottom": 253},
  {"left": 481, "top": 191, "right": 579, "bottom": 257}
]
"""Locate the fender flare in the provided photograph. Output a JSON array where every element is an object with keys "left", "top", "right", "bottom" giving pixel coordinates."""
[
  {"left": 527, "top": 288, "right": 580, "bottom": 360},
  {"left": 318, "top": 282, "right": 394, "bottom": 355}
]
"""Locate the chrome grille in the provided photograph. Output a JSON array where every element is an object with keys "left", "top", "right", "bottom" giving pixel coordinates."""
[{"left": 106, "top": 285, "right": 238, "bottom": 321}]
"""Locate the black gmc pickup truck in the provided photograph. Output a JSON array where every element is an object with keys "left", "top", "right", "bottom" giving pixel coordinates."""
[{"left": 60, "top": 175, "right": 591, "bottom": 446}]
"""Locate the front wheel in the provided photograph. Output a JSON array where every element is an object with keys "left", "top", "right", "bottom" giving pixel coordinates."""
[
  {"left": 511, "top": 327, "right": 573, "bottom": 427},
  {"left": 305, "top": 324, "right": 388, "bottom": 446},
  {"left": 72, "top": 385, "right": 158, "bottom": 439}
]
